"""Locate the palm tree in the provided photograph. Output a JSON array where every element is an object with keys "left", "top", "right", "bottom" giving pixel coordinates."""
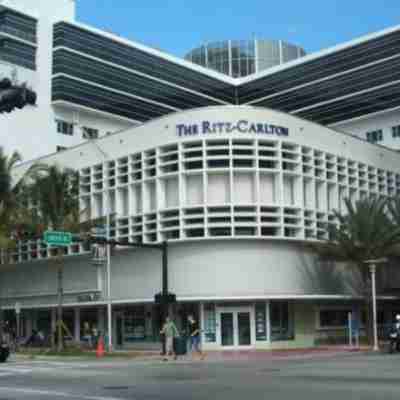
[
  {"left": 0, "top": 147, "right": 22, "bottom": 248},
  {"left": 318, "top": 196, "right": 400, "bottom": 344},
  {"left": 30, "top": 165, "right": 79, "bottom": 351},
  {"left": 0, "top": 147, "right": 22, "bottom": 342}
]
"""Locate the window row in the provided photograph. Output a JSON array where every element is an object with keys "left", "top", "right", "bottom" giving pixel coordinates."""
[
  {"left": 365, "top": 125, "right": 400, "bottom": 141},
  {"left": 56, "top": 119, "right": 100, "bottom": 139}
]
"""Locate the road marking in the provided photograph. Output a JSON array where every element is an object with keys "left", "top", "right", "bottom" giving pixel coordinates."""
[
  {"left": 0, "top": 386, "right": 127, "bottom": 400},
  {"left": 0, "top": 366, "right": 33, "bottom": 374}
]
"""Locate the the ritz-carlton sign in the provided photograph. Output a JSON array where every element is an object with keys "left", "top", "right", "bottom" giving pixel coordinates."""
[{"left": 176, "top": 120, "right": 289, "bottom": 137}]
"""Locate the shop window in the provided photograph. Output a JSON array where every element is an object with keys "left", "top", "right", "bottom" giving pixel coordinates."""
[
  {"left": 319, "top": 309, "right": 351, "bottom": 328},
  {"left": 366, "top": 129, "right": 383, "bottom": 143},
  {"left": 124, "top": 306, "right": 146, "bottom": 342},
  {"left": 270, "top": 301, "right": 294, "bottom": 341},
  {"left": 56, "top": 120, "right": 74, "bottom": 136},
  {"left": 255, "top": 303, "right": 267, "bottom": 341},
  {"left": 82, "top": 126, "right": 99, "bottom": 140},
  {"left": 319, "top": 309, "right": 386, "bottom": 330},
  {"left": 203, "top": 303, "right": 216, "bottom": 343}
]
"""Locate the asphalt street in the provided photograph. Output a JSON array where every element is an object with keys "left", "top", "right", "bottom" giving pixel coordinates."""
[{"left": 0, "top": 352, "right": 400, "bottom": 399}]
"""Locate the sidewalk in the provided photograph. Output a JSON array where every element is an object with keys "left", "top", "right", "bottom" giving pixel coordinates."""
[
  {"left": 199, "top": 346, "right": 370, "bottom": 362},
  {"left": 13, "top": 346, "right": 370, "bottom": 363}
]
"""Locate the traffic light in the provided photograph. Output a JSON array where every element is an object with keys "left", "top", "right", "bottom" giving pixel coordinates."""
[{"left": 0, "top": 79, "right": 37, "bottom": 114}]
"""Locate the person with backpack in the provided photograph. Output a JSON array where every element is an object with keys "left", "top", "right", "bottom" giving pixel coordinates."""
[{"left": 160, "top": 316, "right": 179, "bottom": 361}]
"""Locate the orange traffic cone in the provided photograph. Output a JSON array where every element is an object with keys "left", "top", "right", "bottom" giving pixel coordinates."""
[{"left": 96, "top": 336, "right": 105, "bottom": 358}]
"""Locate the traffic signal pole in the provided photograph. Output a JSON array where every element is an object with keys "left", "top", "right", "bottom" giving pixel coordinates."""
[
  {"left": 87, "top": 237, "right": 172, "bottom": 352},
  {"left": 161, "top": 241, "right": 169, "bottom": 355}
]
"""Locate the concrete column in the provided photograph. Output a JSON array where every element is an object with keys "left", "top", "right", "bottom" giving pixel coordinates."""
[{"left": 74, "top": 308, "right": 80, "bottom": 342}]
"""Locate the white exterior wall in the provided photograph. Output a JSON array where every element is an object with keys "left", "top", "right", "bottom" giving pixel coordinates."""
[
  {"left": 0, "top": 254, "right": 100, "bottom": 308},
  {"left": 0, "top": 241, "right": 365, "bottom": 309},
  {"left": 0, "top": 0, "right": 75, "bottom": 21},
  {"left": 67, "top": 105, "right": 400, "bottom": 245},
  {"left": 331, "top": 109, "right": 400, "bottom": 150},
  {"left": 0, "top": 0, "right": 135, "bottom": 162},
  {"left": 5, "top": 105, "right": 400, "bottom": 310}
]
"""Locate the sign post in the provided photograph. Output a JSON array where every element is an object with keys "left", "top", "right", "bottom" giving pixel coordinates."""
[{"left": 43, "top": 231, "right": 72, "bottom": 352}]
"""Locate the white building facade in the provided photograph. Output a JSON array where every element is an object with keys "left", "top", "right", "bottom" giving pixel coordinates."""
[
  {"left": 0, "top": 0, "right": 133, "bottom": 161},
  {"left": 2, "top": 0, "right": 400, "bottom": 161},
  {"left": 3, "top": 106, "right": 400, "bottom": 350},
  {"left": 2, "top": 0, "right": 400, "bottom": 350}
]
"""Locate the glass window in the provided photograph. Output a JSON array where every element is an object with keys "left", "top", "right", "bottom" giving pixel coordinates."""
[
  {"left": 392, "top": 125, "right": 400, "bottom": 138},
  {"left": 203, "top": 303, "right": 216, "bottom": 343},
  {"left": 123, "top": 307, "right": 146, "bottom": 342},
  {"left": 240, "top": 59, "right": 248, "bottom": 77},
  {"left": 270, "top": 301, "right": 294, "bottom": 341},
  {"left": 231, "top": 42, "right": 239, "bottom": 59},
  {"left": 255, "top": 303, "right": 267, "bottom": 341},
  {"left": 319, "top": 309, "right": 351, "bottom": 328},
  {"left": 248, "top": 58, "right": 256, "bottom": 75},
  {"left": 82, "top": 126, "right": 99, "bottom": 140},
  {"left": 232, "top": 58, "right": 240, "bottom": 78},
  {"left": 56, "top": 120, "right": 74, "bottom": 136},
  {"left": 366, "top": 129, "right": 383, "bottom": 143},
  {"left": 248, "top": 41, "right": 256, "bottom": 57}
]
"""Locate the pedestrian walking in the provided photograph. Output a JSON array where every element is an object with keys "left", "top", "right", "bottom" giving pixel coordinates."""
[
  {"left": 160, "top": 316, "right": 179, "bottom": 361},
  {"left": 188, "top": 315, "right": 205, "bottom": 360}
]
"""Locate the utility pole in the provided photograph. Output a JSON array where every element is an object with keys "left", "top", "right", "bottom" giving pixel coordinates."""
[
  {"left": 363, "top": 258, "right": 388, "bottom": 352},
  {"left": 88, "top": 140, "right": 113, "bottom": 351},
  {"left": 57, "top": 250, "right": 63, "bottom": 352},
  {"left": 86, "top": 237, "right": 174, "bottom": 353}
]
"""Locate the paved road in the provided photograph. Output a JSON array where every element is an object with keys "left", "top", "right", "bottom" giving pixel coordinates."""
[{"left": 0, "top": 353, "right": 399, "bottom": 399}]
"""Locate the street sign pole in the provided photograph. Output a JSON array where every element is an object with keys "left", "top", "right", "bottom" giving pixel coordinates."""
[{"left": 43, "top": 232, "right": 72, "bottom": 352}]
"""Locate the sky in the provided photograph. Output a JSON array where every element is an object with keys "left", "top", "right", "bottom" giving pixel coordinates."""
[{"left": 76, "top": 0, "right": 400, "bottom": 58}]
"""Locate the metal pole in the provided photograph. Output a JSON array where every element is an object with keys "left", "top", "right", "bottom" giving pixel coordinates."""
[
  {"left": 370, "top": 264, "right": 379, "bottom": 351},
  {"left": 90, "top": 140, "right": 113, "bottom": 352},
  {"left": 16, "top": 311, "right": 20, "bottom": 352},
  {"left": 162, "top": 241, "right": 168, "bottom": 296},
  {"left": 105, "top": 165, "right": 112, "bottom": 352},
  {"left": 161, "top": 241, "right": 168, "bottom": 356},
  {"left": 348, "top": 312, "right": 352, "bottom": 347},
  {"left": 57, "top": 260, "right": 63, "bottom": 352}
]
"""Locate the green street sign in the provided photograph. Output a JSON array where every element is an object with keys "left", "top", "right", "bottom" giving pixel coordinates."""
[{"left": 44, "top": 231, "right": 72, "bottom": 247}]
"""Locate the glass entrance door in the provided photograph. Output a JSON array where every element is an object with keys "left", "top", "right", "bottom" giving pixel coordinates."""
[
  {"left": 218, "top": 308, "right": 254, "bottom": 348},
  {"left": 221, "top": 313, "right": 234, "bottom": 346},
  {"left": 238, "top": 312, "right": 251, "bottom": 346}
]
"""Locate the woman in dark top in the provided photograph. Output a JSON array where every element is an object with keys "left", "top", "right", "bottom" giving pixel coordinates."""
[{"left": 188, "top": 315, "right": 205, "bottom": 360}]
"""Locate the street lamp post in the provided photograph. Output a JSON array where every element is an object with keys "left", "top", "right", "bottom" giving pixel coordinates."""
[
  {"left": 363, "top": 258, "right": 387, "bottom": 352},
  {"left": 89, "top": 140, "right": 113, "bottom": 352}
]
